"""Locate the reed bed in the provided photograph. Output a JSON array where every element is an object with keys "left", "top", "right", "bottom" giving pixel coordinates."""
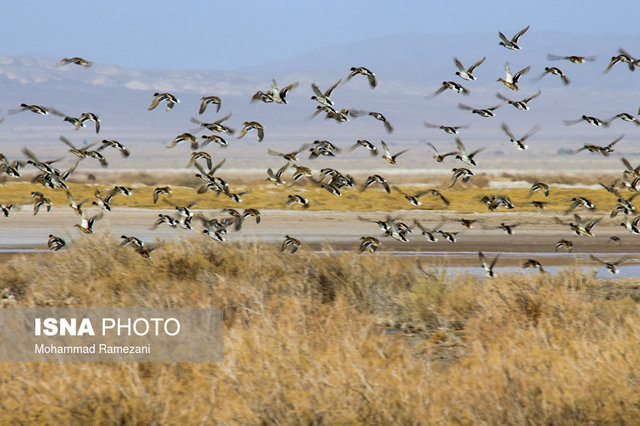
[
  {"left": 0, "top": 235, "right": 638, "bottom": 423},
  {"left": 0, "top": 179, "right": 624, "bottom": 213}
]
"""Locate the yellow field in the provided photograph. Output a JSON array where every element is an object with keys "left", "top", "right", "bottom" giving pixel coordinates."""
[
  {"left": 0, "top": 236, "right": 638, "bottom": 423},
  {"left": 0, "top": 179, "right": 625, "bottom": 213}
]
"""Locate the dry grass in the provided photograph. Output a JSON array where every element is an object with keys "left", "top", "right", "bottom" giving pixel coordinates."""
[
  {"left": 0, "top": 178, "right": 625, "bottom": 213},
  {"left": 0, "top": 235, "right": 639, "bottom": 423},
  {"left": 52, "top": 169, "right": 621, "bottom": 188}
]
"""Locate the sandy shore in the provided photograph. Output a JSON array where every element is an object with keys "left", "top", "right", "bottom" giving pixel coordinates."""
[{"left": 1, "top": 208, "right": 639, "bottom": 266}]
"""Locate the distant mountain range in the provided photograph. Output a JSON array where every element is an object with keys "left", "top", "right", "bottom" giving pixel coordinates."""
[{"left": 0, "top": 32, "right": 638, "bottom": 171}]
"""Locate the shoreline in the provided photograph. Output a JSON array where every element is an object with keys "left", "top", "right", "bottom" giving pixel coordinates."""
[{"left": 3, "top": 208, "right": 639, "bottom": 268}]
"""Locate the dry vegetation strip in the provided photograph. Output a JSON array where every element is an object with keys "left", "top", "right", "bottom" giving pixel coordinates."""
[
  {"left": 0, "top": 179, "right": 625, "bottom": 213},
  {"left": 0, "top": 235, "right": 639, "bottom": 423}
]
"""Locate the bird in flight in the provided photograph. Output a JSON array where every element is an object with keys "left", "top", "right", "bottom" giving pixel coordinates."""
[{"left": 498, "top": 25, "right": 530, "bottom": 50}]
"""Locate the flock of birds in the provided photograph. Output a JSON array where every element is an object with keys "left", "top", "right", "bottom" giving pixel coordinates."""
[{"left": 2, "top": 27, "right": 640, "bottom": 277}]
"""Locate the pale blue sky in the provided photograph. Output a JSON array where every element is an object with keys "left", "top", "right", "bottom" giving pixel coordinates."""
[{"left": 1, "top": 1, "right": 639, "bottom": 70}]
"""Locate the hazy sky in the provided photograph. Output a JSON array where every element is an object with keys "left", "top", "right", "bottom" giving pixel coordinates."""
[{"left": 1, "top": 1, "right": 639, "bottom": 70}]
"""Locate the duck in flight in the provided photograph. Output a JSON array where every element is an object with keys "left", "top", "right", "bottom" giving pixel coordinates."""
[
  {"left": 497, "top": 63, "right": 530, "bottom": 91},
  {"left": 121, "top": 235, "right": 162, "bottom": 258},
  {"left": 308, "top": 140, "right": 341, "bottom": 159},
  {"left": 432, "top": 81, "right": 470, "bottom": 96},
  {"left": 167, "top": 132, "right": 198, "bottom": 149},
  {"left": 534, "top": 67, "right": 570, "bottom": 85},
  {"left": 449, "top": 167, "right": 474, "bottom": 187},
  {"left": 573, "top": 135, "right": 624, "bottom": 157},
  {"left": 500, "top": 123, "right": 539, "bottom": 150},
  {"left": 268, "top": 144, "right": 310, "bottom": 162},
  {"left": 424, "top": 122, "right": 469, "bottom": 135},
  {"left": 31, "top": 191, "right": 52, "bottom": 215},
  {"left": 622, "top": 157, "right": 640, "bottom": 179},
  {"left": 608, "top": 113, "right": 640, "bottom": 126},
  {"left": 454, "top": 56, "right": 486, "bottom": 81},
  {"left": 454, "top": 137, "right": 484, "bottom": 166},
  {"left": 200, "top": 134, "right": 228, "bottom": 148},
  {"left": 522, "top": 258, "right": 545, "bottom": 273},
  {"left": 555, "top": 239, "right": 573, "bottom": 252},
  {"left": 547, "top": 53, "right": 596, "bottom": 64},
  {"left": 454, "top": 218, "right": 478, "bottom": 229},
  {"left": 348, "top": 140, "right": 378, "bottom": 156},
  {"left": 426, "top": 189, "right": 450, "bottom": 206},
  {"left": 498, "top": 25, "right": 529, "bottom": 50},
  {"left": 496, "top": 90, "right": 541, "bottom": 111},
  {"left": 59, "top": 57, "right": 92, "bottom": 67},
  {"left": 554, "top": 214, "right": 601, "bottom": 237},
  {"left": 361, "top": 175, "right": 390, "bottom": 193},
  {"left": 201, "top": 214, "right": 234, "bottom": 237},
  {"left": 310, "top": 79, "right": 341, "bottom": 106},
  {"left": 565, "top": 196, "right": 595, "bottom": 214},
  {"left": 281, "top": 235, "right": 301, "bottom": 253},
  {"left": 10, "top": 104, "right": 52, "bottom": 115},
  {"left": 359, "top": 236, "right": 380, "bottom": 253},
  {"left": 199, "top": 96, "right": 221, "bottom": 114},
  {"left": 266, "top": 163, "right": 289, "bottom": 186},
  {"left": 479, "top": 251, "right": 499, "bottom": 278},
  {"left": 74, "top": 210, "right": 104, "bottom": 234},
  {"left": 427, "top": 142, "right": 457, "bottom": 163},
  {"left": 603, "top": 48, "right": 640, "bottom": 73},
  {"left": 269, "top": 79, "right": 299, "bottom": 104},
  {"left": 346, "top": 66, "right": 376, "bottom": 88},
  {"left": 237, "top": 121, "right": 265, "bottom": 142},
  {"left": 481, "top": 194, "right": 514, "bottom": 210},
  {"left": 499, "top": 223, "right": 519, "bottom": 235},
  {"left": 413, "top": 220, "right": 442, "bottom": 242},
  {"left": 148, "top": 92, "right": 179, "bottom": 111},
  {"left": 290, "top": 164, "right": 312, "bottom": 182},
  {"left": 59, "top": 136, "right": 96, "bottom": 159},
  {"left": 619, "top": 216, "right": 640, "bottom": 234},
  {"left": 1, "top": 203, "right": 13, "bottom": 217},
  {"left": 368, "top": 112, "right": 393, "bottom": 133},
  {"left": 527, "top": 182, "right": 550, "bottom": 198},
  {"left": 186, "top": 152, "right": 213, "bottom": 170},
  {"left": 564, "top": 115, "right": 610, "bottom": 127},
  {"left": 438, "top": 229, "right": 459, "bottom": 243},
  {"left": 0, "top": 156, "right": 25, "bottom": 177},
  {"left": 286, "top": 194, "right": 310, "bottom": 208},
  {"left": 65, "top": 190, "right": 87, "bottom": 216},
  {"left": 381, "top": 141, "right": 408, "bottom": 165},
  {"left": 98, "top": 139, "right": 130, "bottom": 157},
  {"left": 70, "top": 112, "right": 101, "bottom": 133},
  {"left": 92, "top": 188, "right": 119, "bottom": 212},
  {"left": 358, "top": 215, "right": 397, "bottom": 235},
  {"left": 458, "top": 103, "right": 502, "bottom": 118},
  {"left": 153, "top": 186, "right": 172, "bottom": 204},
  {"left": 589, "top": 255, "right": 627, "bottom": 275},
  {"left": 48, "top": 234, "right": 66, "bottom": 251},
  {"left": 392, "top": 187, "right": 431, "bottom": 206}
]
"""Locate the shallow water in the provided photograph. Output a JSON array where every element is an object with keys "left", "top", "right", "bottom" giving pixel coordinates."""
[
  {"left": 0, "top": 248, "right": 40, "bottom": 253},
  {"left": 316, "top": 250, "right": 640, "bottom": 279},
  {"left": 436, "top": 264, "right": 640, "bottom": 279}
]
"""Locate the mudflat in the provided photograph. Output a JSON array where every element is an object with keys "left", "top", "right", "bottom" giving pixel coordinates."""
[{"left": 2, "top": 208, "right": 637, "bottom": 267}]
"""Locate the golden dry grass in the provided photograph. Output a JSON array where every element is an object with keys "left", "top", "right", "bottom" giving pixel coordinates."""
[
  {"left": 0, "top": 178, "right": 625, "bottom": 213},
  {"left": 0, "top": 235, "right": 639, "bottom": 423},
  {"left": 56, "top": 169, "right": 620, "bottom": 188}
]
